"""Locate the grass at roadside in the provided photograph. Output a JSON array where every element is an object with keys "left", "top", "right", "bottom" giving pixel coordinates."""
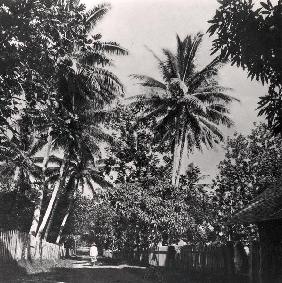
[{"left": 0, "top": 258, "right": 74, "bottom": 282}]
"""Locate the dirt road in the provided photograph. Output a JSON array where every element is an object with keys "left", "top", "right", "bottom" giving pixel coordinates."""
[{"left": 11, "top": 258, "right": 158, "bottom": 283}]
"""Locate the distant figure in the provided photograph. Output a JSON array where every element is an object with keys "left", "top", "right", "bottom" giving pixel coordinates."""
[{"left": 89, "top": 243, "right": 98, "bottom": 266}]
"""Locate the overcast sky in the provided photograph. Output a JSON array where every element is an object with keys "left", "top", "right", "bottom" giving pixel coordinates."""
[{"left": 82, "top": 0, "right": 268, "bottom": 181}]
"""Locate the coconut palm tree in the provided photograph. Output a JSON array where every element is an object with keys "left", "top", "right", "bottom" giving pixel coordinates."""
[
  {"left": 5, "top": 1, "right": 127, "bottom": 239},
  {"left": 35, "top": 107, "right": 116, "bottom": 240},
  {"left": 39, "top": 140, "right": 111, "bottom": 242},
  {"left": 0, "top": 0, "right": 126, "bottom": 243},
  {"left": 130, "top": 33, "right": 238, "bottom": 187},
  {"left": 40, "top": 1, "right": 127, "bottom": 176}
]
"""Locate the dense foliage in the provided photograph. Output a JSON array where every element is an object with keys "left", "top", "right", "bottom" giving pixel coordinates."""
[
  {"left": 211, "top": 123, "right": 282, "bottom": 242},
  {"left": 67, "top": 167, "right": 211, "bottom": 250},
  {"left": 64, "top": 107, "right": 212, "bottom": 249},
  {"left": 208, "top": 0, "right": 282, "bottom": 135},
  {"left": 0, "top": 0, "right": 127, "bottom": 241}
]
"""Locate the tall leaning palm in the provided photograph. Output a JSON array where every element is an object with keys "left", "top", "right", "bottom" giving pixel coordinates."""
[
  {"left": 41, "top": 2, "right": 127, "bottom": 173},
  {"left": 32, "top": 2, "right": 127, "bottom": 239},
  {"left": 41, "top": 142, "right": 112, "bottom": 242},
  {"left": 131, "top": 33, "right": 238, "bottom": 187}
]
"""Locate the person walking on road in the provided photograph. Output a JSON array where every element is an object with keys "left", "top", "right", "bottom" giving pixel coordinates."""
[{"left": 89, "top": 243, "right": 98, "bottom": 266}]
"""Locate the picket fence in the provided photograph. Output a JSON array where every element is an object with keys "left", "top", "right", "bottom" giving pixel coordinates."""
[{"left": 0, "top": 230, "right": 64, "bottom": 263}]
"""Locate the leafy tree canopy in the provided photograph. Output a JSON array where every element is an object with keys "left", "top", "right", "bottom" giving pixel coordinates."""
[
  {"left": 65, "top": 106, "right": 213, "bottom": 249},
  {"left": 0, "top": 0, "right": 127, "bottom": 241},
  {"left": 208, "top": 0, "right": 282, "bottom": 134},
  {"left": 211, "top": 123, "right": 282, "bottom": 242},
  {"left": 67, "top": 167, "right": 211, "bottom": 250}
]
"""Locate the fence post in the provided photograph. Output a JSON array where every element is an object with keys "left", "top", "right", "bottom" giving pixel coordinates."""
[
  {"left": 167, "top": 246, "right": 176, "bottom": 269},
  {"left": 225, "top": 241, "right": 235, "bottom": 282},
  {"left": 249, "top": 241, "right": 259, "bottom": 283}
]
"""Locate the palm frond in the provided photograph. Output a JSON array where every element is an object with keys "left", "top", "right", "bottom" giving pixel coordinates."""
[
  {"left": 162, "top": 48, "right": 179, "bottom": 79},
  {"left": 181, "top": 94, "right": 207, "bottom": 114},
  {"left": 188, "top": 57, "right": 223, "bottom": 91},
  {"left": 144, "top": 45, "right": 172, "bottom": 83},
  {"left": 206, "top": 108, "right": 234, "bottom": 127},
  {"left": 198, "top": 117, "right": 224, "bottom": 147},
  {"left": 196, "top": 85, "right": 233, "bottom": 93},
  {"left": 138, "top": 104, "right": 169, "bottom": 122},
  {"left": 80, "top": 136, "right": 102, "bottom": 159},
  {"left": 92, "top": 41, "right": 128, "bottom": 56},
  {"left": 85, "top": 126, "right": 114, "bottom": 145},
  {"left": 85, "top": 3, "right": 111, "bottom": 32},
  {"left": 86, "top": 169, "right": 112, "bottom": 188},
  {"left": 194, "top": 91, "right": 239, "bottom": 104},
  {"left": 182, "top": 33, "right": 203, "bottom": 80},
  {"left": 130, "top": 74, "right": 166, "bottom": 90},
  {"left": 154, "top": 109, "right": 179, "bottom": 142},
  {"left": 86, "top": 66, "right": 124, "bottom": 93},
  {"left": 28, "top": 138, "right": 48, "bottom": 157},
  {"left": 176, "top": 34, "right": 185, "bottom": 77},
  {"left": 185, "top": 113, "right": 201, "bottom": 138},
  {"left": 0, "top": 145, "right": 15, "bottom": 160},
  {"left": 209, "top": 104, "right": 230, "bottom": 114},
  {"left": 85, "top": 177, "right": 96, "bottom": 196},
  {"left": 79, "top": 51, "right": 112, "bottom": 67}
]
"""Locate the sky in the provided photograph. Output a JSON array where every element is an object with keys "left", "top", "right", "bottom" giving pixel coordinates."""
[{"left": 82, "top": 0, "right": 268, "bottom": 181}]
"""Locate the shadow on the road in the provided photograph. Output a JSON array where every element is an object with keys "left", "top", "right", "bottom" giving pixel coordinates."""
[
  {"left": 0, "top": 262, "right": 26, "bottom": 283},
  {"left": 15, "top": 265, "right": 150, "bottom": 283},
  {"left": 2, "top": 257, "right": 234, "bottom": 283}
]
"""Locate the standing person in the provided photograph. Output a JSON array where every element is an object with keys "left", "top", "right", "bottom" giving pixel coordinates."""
[{"left": 89, "top": 243, "right": 98, "bottom": 266}]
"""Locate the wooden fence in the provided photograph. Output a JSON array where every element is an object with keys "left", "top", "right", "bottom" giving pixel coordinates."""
[
  {"left": 148, "top": 244, "right": 238, "bottom": 281},
  {"left": 0, "top": 230, "right": 64, "bottom": 263},
  {"left": 103, "top": 241, "right": 260, "bottom": 282}
]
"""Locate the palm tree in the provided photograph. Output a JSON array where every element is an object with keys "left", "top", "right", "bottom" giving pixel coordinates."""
[
  {"left": 35, "top": 106, "right": 117, "bottom": 240},
  {"left": 17, "top": 1, "right": 126, "bottom": 239},
  {"left": 39, "top": 140, "right": 111, "bottom": 242},
  {"left": 130, "top": 33, "right": 238, "bottom": 187},
  {"left": 41, "top": 1, "right": 127, "bottom": 174},
  {"left": 0, "top": 0, "right": 126, "bottom": 243}
]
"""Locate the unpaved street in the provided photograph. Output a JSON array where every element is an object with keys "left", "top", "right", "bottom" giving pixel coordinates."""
[{"left": 11, "top": 259, "right": 157, "bottom": 283}]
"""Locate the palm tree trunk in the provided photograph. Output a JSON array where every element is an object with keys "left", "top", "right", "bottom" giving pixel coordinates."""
[
  {"left": 172, "top": 127, "right": 186, "bottom": 187},
  {"left": 175, "top": 130, "right": 186, "bottom": 187},
  {"left": 42, "top": 127, "right": 53, "bottom": 174},
  {"left": 44, "top": 176, "right": 77, "bottom": 241},
  {"left": 172, "top": 128, "right": 181, "bottom": 186},
  {"left": 29, "top": 184, "right": 44, "bottom": 236},
  {"left": 43, "top": 194, "right": 59, "bottom": 241},
  {"left": 55, "top": 179, "right": 79, "bottom": 244},
  {"left": 36, "top": 156, "right": 68, "bottom": 239},
  {"left": 28, "top": 127, "right": 53, "bottom": 236},
  {"left": 55, "top": 202, "right": 71, "bottom": 244}
]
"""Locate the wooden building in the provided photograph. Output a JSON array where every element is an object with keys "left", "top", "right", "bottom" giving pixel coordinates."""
[{"left": 230, "top": 183, "right": 282, "bottom": 283}]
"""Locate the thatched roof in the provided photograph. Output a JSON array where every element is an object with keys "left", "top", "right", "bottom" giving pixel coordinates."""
[{"left": 229, "top": 182, "right": 282, "bottom": 224}]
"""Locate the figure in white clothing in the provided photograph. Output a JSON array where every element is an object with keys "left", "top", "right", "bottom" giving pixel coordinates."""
[{"left": 89, "top": 243, "right": 98, "bottom": 265}]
